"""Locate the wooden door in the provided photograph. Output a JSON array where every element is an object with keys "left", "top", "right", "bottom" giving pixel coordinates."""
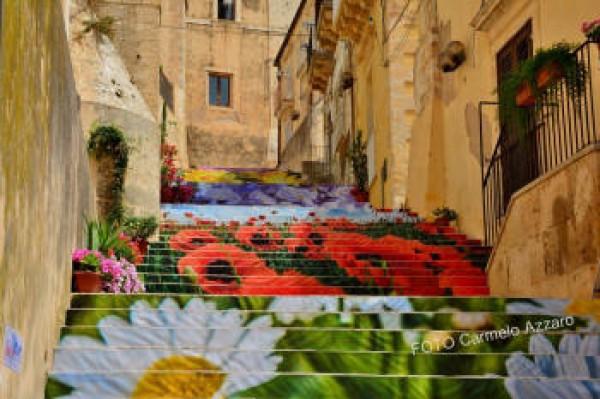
[{"left": 496, "top": 20, "right": 536, "bottom": 207}]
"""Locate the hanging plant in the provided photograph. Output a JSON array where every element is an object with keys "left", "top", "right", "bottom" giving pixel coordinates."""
[
  {"left": 497, "top": 42, "right": 587, "bottom": 136},
  {"left": 88, "top": 125, "right": 130, "bottom": 222}
]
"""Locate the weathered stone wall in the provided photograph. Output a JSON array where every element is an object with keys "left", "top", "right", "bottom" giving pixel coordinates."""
[
  {"left": 82, "top": 104, "right": 161, "bottom": 217},
  {"left": 0, "top": 1, "right": 95, "bottom": 398},
  {"left": 187, "top": 128, "right": 267, "bottom": 168},
  {"left": 487, "top": 147, "right": 600, "bottom": 298},
  {"left": 70, "top": 0, "right": 161, "bottom": 219},
  {"left": 93, "top": 0, "right": 300, "bottom": 169}
]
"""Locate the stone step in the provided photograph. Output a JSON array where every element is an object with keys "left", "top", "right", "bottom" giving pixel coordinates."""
[
  {"left": 45, "top": 372, "right": 600, "bottom": 398},
  {"left": 54, "top": 326, "right": 600, "bottom": 355},
  {"left": 66, "top": 294, "right": 576, "bottom": 312},
  {"left": 50, "top": 350, "right": 600, "bottom": 377},
  {"left": 61, "top": 310, "right": 586, "bottom": 330}
]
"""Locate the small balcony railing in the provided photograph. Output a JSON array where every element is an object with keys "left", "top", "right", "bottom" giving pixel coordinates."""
[{"left": 481, "top": 41, "right": 598, "bottom": 245}]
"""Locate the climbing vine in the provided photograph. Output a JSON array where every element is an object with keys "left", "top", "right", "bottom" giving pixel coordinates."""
[{"left": 88, "top": 124, "right": 130, "bottom": 222}]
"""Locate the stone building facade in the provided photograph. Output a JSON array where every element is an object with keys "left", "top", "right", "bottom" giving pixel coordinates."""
[
  {"left": 93, "top": 0, "right": 300, "bottom": 169},
  {"left": 275, "top": 0, "right": 419, "bottom": 205},
  {"left": 274, "top": 0, "right": 329, "bottom": 181}
]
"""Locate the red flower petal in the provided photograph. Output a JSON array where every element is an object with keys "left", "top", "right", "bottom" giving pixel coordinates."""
[{"left": 169, "top": 230, "right": 219, "bottom": 252}]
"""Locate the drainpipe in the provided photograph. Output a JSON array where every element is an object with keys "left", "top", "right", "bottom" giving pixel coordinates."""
[{"left": 348, "top": 41, "right": 356, "bottom": 141}]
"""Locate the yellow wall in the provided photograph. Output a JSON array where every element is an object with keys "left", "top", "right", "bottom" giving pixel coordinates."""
[
  {"left": 0, "top": 1, "right": 95, "bottom": 397},
  {"left": 408, "top": 0, "right": 600, "bottom": 238}
]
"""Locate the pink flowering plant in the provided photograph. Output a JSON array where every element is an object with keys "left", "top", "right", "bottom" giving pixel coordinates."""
[
  {"left": 100, "top": 256, "right": 145, "bottom": 294},
  {"left": 72, "top": 249, "right": 103, "bottom": 272},
  {"left": 582, "top": 18, "right": 600, "bottom": 41},
  {"left": 72, "top": 249, "right": 145, "bottom": 293}
]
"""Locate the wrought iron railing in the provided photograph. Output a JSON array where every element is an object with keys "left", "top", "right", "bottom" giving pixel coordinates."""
[{"left": 482, "top": 41, "right": 598, "bottom": 245}]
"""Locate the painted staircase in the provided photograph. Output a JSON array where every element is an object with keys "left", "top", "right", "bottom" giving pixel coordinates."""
[{"left": 46, "top": 169, "right": 600, "bottom": 398}]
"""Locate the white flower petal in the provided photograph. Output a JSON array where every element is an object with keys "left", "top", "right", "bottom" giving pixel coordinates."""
[
  {"left": 55, "top": 373, "right": 136, "bottom": 397},
  {"left": 581, "top": 335, "right": 600, "bottom": 355},
  {"left": 269, "top": 297, "right": 338, "bottom": 323},
  {"left": 158, "top": 298, "right": 182, "bottom": 326},
  {"left": 236, "top": 316, "right": 285, "bottom": 350},
  {"left": 59, "top": 335, "right": 105, "bottom": 349},
  {"left": 506, "top": 354, "right": 545, "bottom": 377},
  {"left": 529, "top": 335, "right": 557, "bottom": 355},
  {"left": 53, "top": 297, "right": 284, "bottom": 398},
  {"left": 559, "top": 334, "right": 582, "bottom": 354},
  {"left": 506, "top": 378, "right": 593, "bottom": 399},
  {"left": 507, "top": 300, "right": 568, "bottom": 315}
]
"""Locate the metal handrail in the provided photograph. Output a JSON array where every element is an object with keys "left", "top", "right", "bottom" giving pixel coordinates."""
[{"left": 481, "top": 40, "right": 598, "bottom": 245}]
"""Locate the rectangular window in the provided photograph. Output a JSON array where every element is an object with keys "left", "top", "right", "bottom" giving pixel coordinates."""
[
  {"left": 209, "top": 73, "right": 231, "bottom": 107},
  {"left": 218, "top": 0, "right": 235, "bottom": 20}
]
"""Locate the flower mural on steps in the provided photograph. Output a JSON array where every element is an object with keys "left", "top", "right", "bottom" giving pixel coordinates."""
[
  {"left": 506, "top": 334, "right": 600, "bottom": 399},
  {"left": 52, "top": 298, "right": 285, "bottom": 398},
  {"left": 177, "top": 244, "right": 276, "bottom": 295},
  {"left": 234, "top": 225, "right": 284, "bottom": 251},
  {"left": 169, "top": 229, "right": 219, "bottom": 252}
]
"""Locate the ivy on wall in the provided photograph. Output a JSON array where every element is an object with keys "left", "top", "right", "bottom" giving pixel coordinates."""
[{"left": 88, "top": 124, "right": 130, "bottom": 222}]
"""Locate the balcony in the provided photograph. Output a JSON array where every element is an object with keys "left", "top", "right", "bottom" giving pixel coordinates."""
[
  {"left": 332, "top": 0, "right": 371, "bottom": 42},
  {"left": 309, "top": 48, "right": 334, "bottom": 92},
  {"left": 481, "top": 41, "right": 599, "bottom": 245},
  {"left": 316, "top": 0, "right": 338, "bottom": 53},
  {"left": 307, "top": 26, "right": 334, "bottom": 92}
]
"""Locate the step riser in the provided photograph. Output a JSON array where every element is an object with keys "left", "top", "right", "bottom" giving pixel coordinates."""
[{"left": 46, "top": 372, "right": 600, "bottom": 399}]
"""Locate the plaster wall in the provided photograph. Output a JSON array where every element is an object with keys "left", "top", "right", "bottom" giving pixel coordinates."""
[
  {"left": 0, "top": 1, "right": 95, "bottom": 398},
  {"left": 408, "top": 0, "right": 600, "bottom": 238},
  {"left": 487, "top": 146, "right": 600, "bottom": 298}
]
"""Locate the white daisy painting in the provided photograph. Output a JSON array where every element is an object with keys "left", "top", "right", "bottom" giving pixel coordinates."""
[
  {"left": 506, "top": 334, "right": 600, "bottom": 399},
  {"left": 51, "top": 298, "right": 285, "bottom": 398}
]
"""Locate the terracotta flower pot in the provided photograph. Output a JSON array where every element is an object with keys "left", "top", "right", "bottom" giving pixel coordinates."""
[
  {"left": 516, "top": 62, "right": 564, "bottom": 107},
  {"left": 536, "top": 61, "right": 564, "bottom": 90},
  {"left": 73, "top": 271, "right": 103, "bottom": 293},
  {"left": 516, "top": 82, "right": 536, "bottom": 107}
]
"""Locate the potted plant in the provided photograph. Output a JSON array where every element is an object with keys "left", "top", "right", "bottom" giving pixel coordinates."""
[
  {"left": 347, "top": 131, "right": 369, "bottom": 202},
  {"left": 123, "top": 216, "right": 158, "bottom": 255},
  {"left": 498, "top": 42, "right": 587, "bottom": 134},
  {"left": 432, "top": 206, "right": 458, "bottom": 227},
  {"left": 71, "top": 249, "right": 104, "bottom": 293},
  {"left": 101, "top": 256, "right": 145, "bottom": 294},
  {"left": 161, "top": 142, "right": 194, "bottom": 203}
]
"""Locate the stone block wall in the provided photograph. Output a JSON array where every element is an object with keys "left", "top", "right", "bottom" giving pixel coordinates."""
[
  {"left": 487, "top": 146, "right": 600, "bottom": 298},
  {"left": 0, "top": 1, "right": 95, "bottom": 397}
]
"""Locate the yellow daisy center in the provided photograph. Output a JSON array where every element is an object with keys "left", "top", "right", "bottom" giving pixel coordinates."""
[
  {"left": 132, "top": 355, "right": 226, "bottom": 398},
  {"left": 566, "top": 299, "right": 600, "bottom": 322}
]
